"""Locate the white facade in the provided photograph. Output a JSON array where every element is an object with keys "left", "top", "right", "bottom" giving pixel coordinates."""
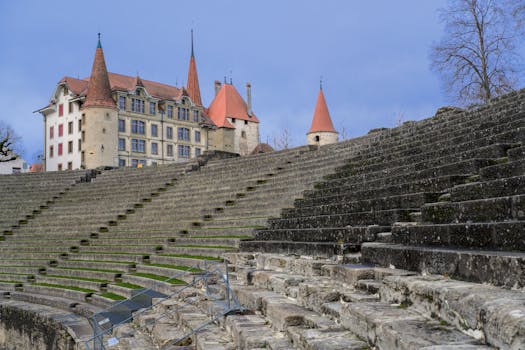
[{"left": 0, "top": 158, "right": 30, "bottom": 175}]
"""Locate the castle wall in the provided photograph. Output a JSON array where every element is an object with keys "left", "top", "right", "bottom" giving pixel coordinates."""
[
  {"left": 307, "top": 131, "right": 338, "bottom": 146},
  {"left": 82, "top": 106, "right": 119, "bottom": 169},
  {"left": 229, "top": 118, "right": 259, "bottom": 155}
]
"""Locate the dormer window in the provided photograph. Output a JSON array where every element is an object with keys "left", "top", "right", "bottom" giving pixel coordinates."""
[{"left": 136, "top": 89, "right": 141, "bottom": 96}]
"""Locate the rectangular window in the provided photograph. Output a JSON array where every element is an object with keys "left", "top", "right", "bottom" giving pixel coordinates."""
[
  {"left": 49, "top": 145, "right": 54, "bottom": 158},
  {"left": 131, "top": 120, "right": 145, "bottom": 134},
  {"left": 68, "top": 102, "right": 73, "bottom": 114},
  {"left": 178, "top": 145, "right": 190, "bottom": 158},
  {"left": 177, "top": 127, "right": 190, "bottom": 141},
  {"left": 68, "top": 122, "right": 73, "bottom": 135},
  {"left": 49, "top": 126, "right": 54, "bottom": 139},
  {"left": 178, "top": 107, "right": 189, "bottom": 121},
  {"left": 151, "top": 124, "right": 158, "bottom": 137},
  {"left": 166, "top": 126, "right": 173, "bottom": 139},
  {"left": 118, "top": 138, "right": 126, "bottom": 151},
  {"left": 58, "top": 104, "right": 64, "bottom": 117},
  {"left": 78, "top": 139, "right": 81, "bottom": 151},
  {"left": 131, "top": 159, "right": 147, "bottom": 168},
  {"left": 151, "top": 142, "right": 158, "bottom": 155},
  {"left": 58, "top": 163, "right": 62, "bottom": 171},
  {"left": 195, "top": 130, "right": 201, "bottom": 143},
  {"left": 58, "top": 143, "right": 63, "bottom": 156},
  {"left": 58, "top": 124, "right": 63, "bottom": 137},
  {"left": 78, "top": 120, "right": 82, "bottom": 132},
  {"left": 118, "top": 119, "right": 125, "bottom": 132},
  {"left": 81, "top": 131, "right": 85, "bottom": 143},
  {"left": 119, "top": 158, "right": 126, "bottom": 167},
  {"left": 131, "top": 139, "right": 145, "bottom": 153},
  {"left": 67, "top": 162, "right": 73, "bottom": 170},
  {"left": 193, "top": 110, "right": 199, "bottom": 122},
  {"left": 131, "top": 98, "right": 145, "bottom": 113},
  {"left": 149, "top": 102, "right": 155, "bottom": 115},
  {"left": 119, "top": 96, "right": 126, "bottom": 110},
  {"left": 68, "top": 141, "right": 73, "bottom": 153},
  {"left": 195, "top": 147, "right": 201, "bottom": 157},
  {"left": 167, "top": 144, "right": 173, "bottom": 157},
  {"left": 167, "top": 105, "right": 173, "bottom": 118}
]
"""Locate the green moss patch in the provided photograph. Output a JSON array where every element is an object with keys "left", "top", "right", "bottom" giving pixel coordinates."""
[
  {"left": 131, "top": 272, "right": 185, "bottom": 285},
  {"left": 158, "top": 254, "right": 222, "bottom": 261},
  {"left": 100, "top": 292, "right": 126, "bottom": 301}
]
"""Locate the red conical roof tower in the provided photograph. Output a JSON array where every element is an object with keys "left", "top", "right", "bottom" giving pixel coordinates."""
[
  {"left": 83, "top": 34, "right": 116, "bottom": 109},
  {"left": 186, "top": 30, "right": 203, "bottom": 106},
  {"left": 308, "top": 85, "right": 336, "bottom": 133}
]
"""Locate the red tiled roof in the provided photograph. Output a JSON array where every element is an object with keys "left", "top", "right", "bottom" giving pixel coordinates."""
[
  {"left": 308, "top": 88, "right": 336, "bottom": 133},
  {"left": 83, "top": 45, "right": 116, "bottom": 109},
  {"left": 206, "top": 83, "right": 260, "bottom": 129},
  {"left": 60, "top": 73, "right": 184, "bottom": 102},
  {"left": 250, "top": 143, "right": 274, "bottom": 154},
  {"left": 29, "top": 163, "right": 44, "bottom": 172}
]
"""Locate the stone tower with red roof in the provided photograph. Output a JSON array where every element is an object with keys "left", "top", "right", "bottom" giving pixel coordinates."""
[
  {"left": 206, "top": 80, "right": 260, "bottom": 155},
  {"left": 307, "top": 85, "right": 338, "bottom": 146},
  {"left": 82, "top": 34, "right": 119, "bottom": 169}
]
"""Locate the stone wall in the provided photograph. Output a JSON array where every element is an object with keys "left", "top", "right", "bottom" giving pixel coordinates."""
[{"left": 0, "top": 303, "right": 76, "bottom": 350}]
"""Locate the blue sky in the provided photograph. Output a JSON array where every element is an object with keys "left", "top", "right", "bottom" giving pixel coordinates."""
[{"left": 0, "top": 0, "right": 483, "bottom": 163}]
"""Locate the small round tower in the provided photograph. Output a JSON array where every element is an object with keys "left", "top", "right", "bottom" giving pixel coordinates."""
[
  {"left": 306, "top": 83, "right": 338, "bottom": 146},
  {"left": 81, "top": 34, "right": 118, "bottom": 169}
]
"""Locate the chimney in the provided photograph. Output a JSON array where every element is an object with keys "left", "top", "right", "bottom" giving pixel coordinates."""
[
  {"left": 246, "top": 82, "right": 252, "bottom": 117},
  {"left": 214, "top": 80, "right": 222, "bottom": 96}
]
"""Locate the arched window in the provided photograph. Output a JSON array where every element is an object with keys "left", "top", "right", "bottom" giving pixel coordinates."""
[{"left": 315, "top": 135, "right": 320, "bottom": 142}]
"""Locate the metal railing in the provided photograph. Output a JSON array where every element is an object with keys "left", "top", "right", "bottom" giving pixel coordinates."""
[{"left": 84, "top": 259, "right": 243, "bottom": 350}]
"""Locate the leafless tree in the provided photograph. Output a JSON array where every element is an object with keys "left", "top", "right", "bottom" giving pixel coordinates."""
[
  {"left": 431, "top": 0, "right": 521, "bottom": 105},
  {"left": 272, "top": 129, "right": 292, "bottom": 150},
  {"left": 0, "top": 122, "right": 21, "bottom": 162},
  {"left": 394, "top": 112, "right": 405, "bottom": 127},
  {"left": 339, "top": 126, "right": 349, "bottom": 140}
]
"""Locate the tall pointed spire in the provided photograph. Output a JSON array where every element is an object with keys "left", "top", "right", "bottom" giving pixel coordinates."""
[
  {"left": 308, "top": 87, "right": 336, "bottom": 133},
  {"left": 186, "top": 30, "right": 203, "bottom": 106},
  {"left": 191, "top": 29, "right": 194, "bottom": 58},
  {"left": 84, "top": 34, "right": 115, "bottom": 109}
]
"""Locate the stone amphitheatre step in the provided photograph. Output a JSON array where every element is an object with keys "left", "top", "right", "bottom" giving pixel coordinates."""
[
  {"left": 23, "top": 283, "right": 95, "bottom": 303},
  {"left": 0, "top": 299, "right": 93, "bottom": 345},
  {"left": 449, "top": 175, "right": 525, "bottom": 201},
  {"left": 57, "top": 259, "right": 135, "bottom": 272},
  {"left": 339, "top": 301, "right": 488, "bottom": 349},
  {"left": 47, "top": 267, "right": 121, "bottom": 282},
  {"left": 315, "top": 158, "right": 495, "bottom": 192},
  {"left": 481, "top": 159, "right": 525, "bottom": 180},
  {"left": 303, "top": 174, "right": 470, "bottom": 201},
  {"left": 240, "top": 240, "right": 357, "bottom": 258},
  {"left": 7, "top": 291, "right": 103, "bottom": 319},
  {"left": 508, "top": 145, "right": 525, "bottom": 160},
  {"left": 232, "top": 285, "right": 368, "bottom": 349},
  {"left": 380, "top": 274, "right": 525, "bottom": 349},
  {"left": 361, "top": 242, "right": 525, "bottom": 288},
  {"left": 253, "top": 226, "right": 389, "bottom": 243},
  {"left": 161, "top": 245, "right": 238, "bottom": 258},
  {"left": 392, "top": 221, "right": 525, "bottom": 250},
  {"left": 36, "top": 275, "right": 107, "bottom": 292},
  {"left": 284, "top": 192, "right": 440, "bottom": 218},
  {"left": 421, "top": 194, "right": 524, "bottom": 223},
  {"left": 268, "top": 208, "right": 417, "bottom": 229}
]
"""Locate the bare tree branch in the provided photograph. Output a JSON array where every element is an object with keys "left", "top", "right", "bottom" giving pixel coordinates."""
[
  {"left": 430, "top": 0, "right": 522, "bottom": 105},
  {"left": 0, "top": 122, "right": 21, "bottom": 162}
]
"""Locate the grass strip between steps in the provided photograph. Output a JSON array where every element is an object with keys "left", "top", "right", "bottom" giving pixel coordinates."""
[
  {"left": 113, "top": 282, "right": 144, "bottom": 289},
  {"left": 145, "top": 263, "right": 202, "bottom": 273},
  {"left": 189, "top": 235, "right": 252, "bottom": 239},
  {"left": 131, "top": 272, "right": 185, "bottom": 285},
  {"left": 100, "top": 292, "right": 126, "bottom": 301},
  {"left": 32, "top": 282, "right": 95, "bottom": 293}
]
